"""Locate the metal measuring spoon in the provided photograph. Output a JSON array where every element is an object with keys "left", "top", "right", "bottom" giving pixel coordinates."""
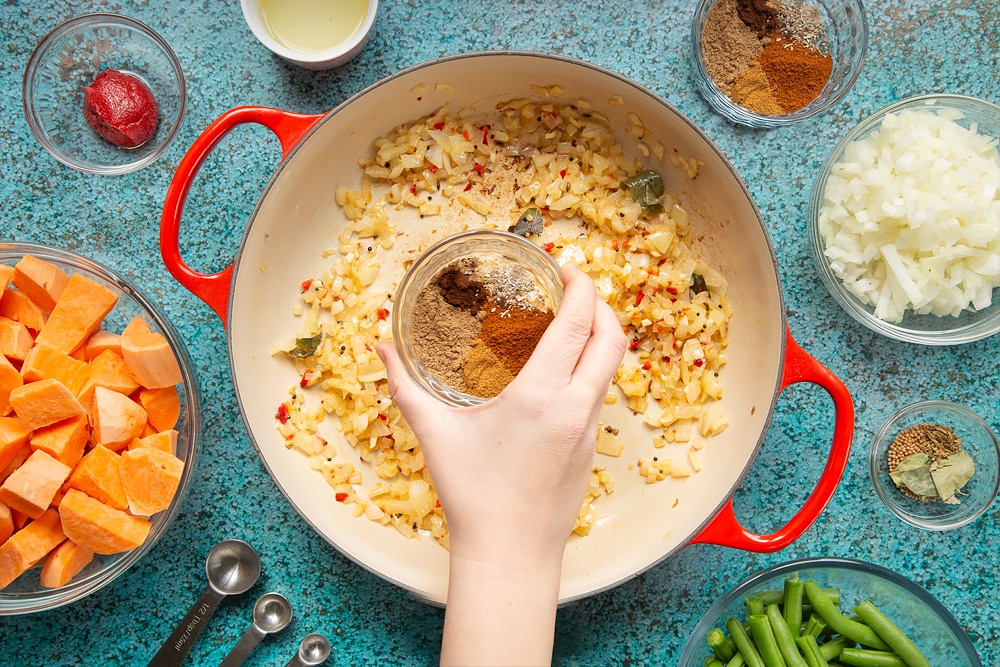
[
  {"left": 147, "top": 540, "right": 262, "bottom": 667},
  {"left": 282, "top": 633, "right": 332, "bottom": 667},
  {"left": 218, "top": 592, "right": 293, "bottom": 667}
]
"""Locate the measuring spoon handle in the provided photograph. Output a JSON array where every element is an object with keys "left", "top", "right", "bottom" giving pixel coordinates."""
[
  {"left": 147, "top": 586, "right": 225, "bottom": 667},
  {"left": 218, "top": 625, "right": 266, "bottom": 667}
]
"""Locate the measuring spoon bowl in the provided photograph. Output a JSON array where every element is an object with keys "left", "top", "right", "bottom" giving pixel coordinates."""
[
  {"left": 284, "top": 633, "right": 332, "bottom": 667},
  {"left": 146, "top": 540, "right": 262, "bottom": 667},
  {"left": 218, "top": 592, "right": 293, "bottom": 667}
]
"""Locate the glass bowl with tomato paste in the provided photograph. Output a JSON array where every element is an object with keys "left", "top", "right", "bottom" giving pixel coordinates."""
[{"left": 23, "top": 14, "right": 186, "bottom": 174}]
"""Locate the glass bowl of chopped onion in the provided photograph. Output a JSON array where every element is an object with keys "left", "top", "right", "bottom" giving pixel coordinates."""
[
  {"left": 870, "top": 400, "right": 1000, "bottom": 532},
  {"left": 23, "top": 13, "right": 186, "bottom": 174},
  {"left": 810, "top": 94, "right": 1000, "bottom": 345},
  {"left": 690, "top": 0, "right": 868, "bottom": 128}
]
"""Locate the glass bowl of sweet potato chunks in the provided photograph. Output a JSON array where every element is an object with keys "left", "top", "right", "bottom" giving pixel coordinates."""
[{"left": 0, "top": 242, "right": 200, "bottom": 614}]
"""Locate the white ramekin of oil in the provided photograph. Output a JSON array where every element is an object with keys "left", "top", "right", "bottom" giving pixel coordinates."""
[{"left": 241, "top": 0, "right": 378, "bottom": 70}]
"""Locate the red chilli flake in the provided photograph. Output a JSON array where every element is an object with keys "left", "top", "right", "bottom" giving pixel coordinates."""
[
  {"left": 300, "top": 279, "right": 313, "bottom": 291},
  {"left": 276, "top": 403, "right": 290, "bottom": 424},
  {"left": 299, "top": 370, "right": 311, "bottom": 388},
  {"left": 629, "top": 338, "right": 641, "bottom": 351},
  {"left": 693, "top": 358, "right": 705, "bottom": 367},
  {"left": 559, "top": 169, "right": 567, "bottom": 178},
  {"left": 541, "top": 242, "right": 555, "bottom": 253},
  {"left": 641, "top": 362, "right": 652, "bottom": 371},
  {"left": 433, "top": 121, "right": 446, "bottom": 130},
  {"left": 335, "top": 492, "right": 349, "bottom": 502},
  {"left": 482, "top": 125, "right": 490, "bottom": 144},
  {"left": 463, "top": 182, "right": 473, "bottom": 191},
  {"left": 635, "top": 291, "right": 646, "bottom": 306},
  {"left": 473, "top": 163, "right": 485, "bottom": 175},
  {"left": 376, "top": 307, "right": 390, "bottom": 321}
]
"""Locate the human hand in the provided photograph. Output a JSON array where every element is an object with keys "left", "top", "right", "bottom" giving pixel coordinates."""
[{"left": 376, "top": 263, "right": 626, "bottom": 568}]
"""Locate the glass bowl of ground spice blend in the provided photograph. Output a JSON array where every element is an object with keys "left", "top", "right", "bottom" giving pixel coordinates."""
[
  {"left": 392, "top": 230, "right": 564, "bottom": 407},
  {"left": 692, "top": 0, "right": 867, "bottom": 127},
  {"left": 870, "top": 400, "right": 1000, "bottom": 531}
]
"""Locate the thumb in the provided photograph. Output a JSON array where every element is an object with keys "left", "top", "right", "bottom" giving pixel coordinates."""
[{"left": 375, "top": 341, "right": 439, "bottom": 427}]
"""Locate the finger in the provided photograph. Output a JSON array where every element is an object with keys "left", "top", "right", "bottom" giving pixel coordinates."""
[
  {"left": 569, "top": 297, "right": 627, "bottom": 396},
  {"left": 517, "top": 264, "right": 597, "bottom": 386},
  {"left": 375, "top": 341, "right": 440, "bottom": 426}
]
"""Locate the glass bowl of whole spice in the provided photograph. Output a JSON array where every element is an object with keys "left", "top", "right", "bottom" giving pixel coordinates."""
[
  {"left": 691, "top": 0, "right": 867, "bottom": 128},
  {"left": 392, "top": 230, "right": 564, "bottom": 407},
  {"left": 870, "top": 400, "right": 1000, "bottom": 531}
]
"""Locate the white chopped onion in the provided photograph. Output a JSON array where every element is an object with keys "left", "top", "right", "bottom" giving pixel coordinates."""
[{"left": 818, "top": 107, "right": 1000, "bottom": 323}]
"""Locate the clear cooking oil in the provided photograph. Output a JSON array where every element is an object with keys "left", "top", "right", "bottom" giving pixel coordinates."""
[{"left": 259, "top": 0, "right": 369, "bottom": 53}]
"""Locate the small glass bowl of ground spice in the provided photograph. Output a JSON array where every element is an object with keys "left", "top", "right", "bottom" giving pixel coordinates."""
[
  {"left": 691, "top": 0, "right": 867, "bottom": 128},
  {"left": 392, "top": 230, "right": 564, "bottom": 407},
  {"left": 870, "top": 400, "right": 1000, "bottom": 531}
]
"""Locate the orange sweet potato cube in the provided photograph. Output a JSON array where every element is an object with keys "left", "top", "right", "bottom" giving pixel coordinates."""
[
  {"left": 12, "top": 256, "right": 70, "bottom": 313},
  {"left": 91, "top": 386, "right": 147, "bottom": 451},
  {"left": 0, "top": 509, "right": 66, "bottom": 589},
  {"left": 0, "top": 289, "right": 47, "bottom": 333},
  {"left": 0, "top": 316, "right": 33, "bottom": 363},
  {"left": 58, "top": 489, "right": 151, "bottom": 555},
  {"left": 0, "top": 355, "right": 23, "bottom": 416},
  {"left": 0, "top": 265, "right": 14, "bottom": 293},
  {"left": 120, "top": 316, "right": 183, "bottom": 389},
  {"left": 0, "top": 449, "right": 73, "bottom": 519},
  {"left": 138, "top": 385, "right": 181, "bottom": 432},
  {"left": 78, "top": 349, "right": 140, "bottom": 411},
  {"left": 0, "top": 416, "right": 30, "bottom": 471},
  {"left": 83, "top": 330, "right": 121, "bottom": 360},
  {"left": 66, "top": 445, "right": 128, "bottom": 511},
  {"left": 0, "top": 501, "right": 12, "bottom": 544},
  {"left": 30, "top": 415, "right": 90, "bottom": 468},
  {"left": 129, "top": 429, "right": 178, "bottom": 454},
  {"left": 40, "top": 539, "right": 94, "bottom": 588},
  {"left": 8, "top": 377, "right": 86, "bottom": 431},
  {"left": 120, "top": 447, "right": 184, "bottom": 516},
  {"left": 34, "top": 273, "right": 118, "bottom": 354},
  {"left": 20, "top": 343, "right": 92, "bottom": 395}
]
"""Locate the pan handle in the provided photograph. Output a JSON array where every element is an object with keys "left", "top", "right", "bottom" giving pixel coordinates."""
[
  {"left": 689, "top": 325, "right": 854, "bottom": 551},
  {"left": 159, "top": 106, "right": 325, "bottom": 326}
]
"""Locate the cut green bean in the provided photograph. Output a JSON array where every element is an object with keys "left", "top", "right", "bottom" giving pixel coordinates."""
[
  {"left": 852, "top": 600, "right": 930, "bottom": 667},
  {"left": 705, "top": 657, "right": 725, "bottom": 667},
  {"left": 803, "top": 581, "right": 889, "bottom": 650},
  {"left": 727, "top": 654, "right": 747, "bottom": 667},
  {"left": 758, "top": 588, "right": 841, "bottom": 607},
  {"left": 784, "top": 577, "right": 804, "bottom": 639},
  {"left": 795, "top": 634, "right": 830, "bottom": 667},
  {"left": 709, "top": 627, "right": 737, "bottom": 661},
  {"left": 746, "top": 594, "right": 766, "bottom": 616},
  {"left": 765, "top": 603, "right": 809, "bottom": 667},
  {"left": 836, "top": 648, "right": 907, "bottom": 667},
  {"left": 727, "top": 616, "right": 765, "bottom": 667},
  {"left": 749, "top": 613, "right": 788, "bottom": 667},
  {"left": 806, "top": 613, "right": 828, "bottom": 639},
  {"left": 817, "top": 636, "right": 854, "bottom": 661}
]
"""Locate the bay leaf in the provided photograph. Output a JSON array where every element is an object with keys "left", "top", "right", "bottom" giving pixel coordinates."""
[
  {"left": 930, "top": 449, "right": 976, "bottom": 503},
  {"left": 890, "top": 453, "right": 937, "bottom": 497}
]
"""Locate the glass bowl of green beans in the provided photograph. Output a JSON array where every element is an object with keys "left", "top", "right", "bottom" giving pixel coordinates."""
[{"left": 677, "top": 557, "right": 981, "bottom": 667}]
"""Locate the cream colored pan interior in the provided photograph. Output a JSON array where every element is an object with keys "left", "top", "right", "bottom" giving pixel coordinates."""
[{"left": 225, "top": 53, "right": 784, "bottom": 604}]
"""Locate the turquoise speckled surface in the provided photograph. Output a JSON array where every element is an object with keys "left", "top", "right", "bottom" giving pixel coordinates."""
[{"left": 1, "top": 0, "right": 998, "bottom": 665}]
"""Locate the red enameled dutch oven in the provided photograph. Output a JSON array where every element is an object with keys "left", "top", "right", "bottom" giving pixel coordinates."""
[{"left": 160, "top": 52, "right": 854, "bottom": 605}]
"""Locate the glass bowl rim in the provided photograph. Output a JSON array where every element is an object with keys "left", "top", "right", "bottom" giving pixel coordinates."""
[
  {"left": 677, "top": 556, "right": 982, "bottom": 666},
  {"left": 868, "top": 399, "right": 1000, "bottom": 531},
  {"left": 808, "top": 93, "right": 1000, "bottom": 345},
  {"left": 689, "top": 0, "right": 869, "bottom": 128},
  {"left": 22, "top": 12, "right": 187, "bottom": 175},
  {"left": 0, "top": 241, "right": 201, "bottom": 615}
]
